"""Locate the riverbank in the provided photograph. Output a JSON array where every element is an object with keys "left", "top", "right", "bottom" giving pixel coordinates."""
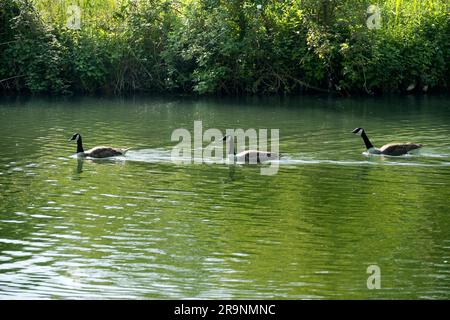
[{"left": 1, "top": 0, "right": 449, "bottom": 96}]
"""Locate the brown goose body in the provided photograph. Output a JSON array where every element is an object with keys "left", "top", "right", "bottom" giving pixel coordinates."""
[
  {"left": 352, "top": 128, "right": 422, "bottom": 156},
  {"left": 378, "top": 142, "right": 423, "bottom": 156},
  {"left": 223, "top": 135, "right": 279, "bottom": 163},
  {"left": 69, "top": 133, "right": 129, "bottom": 159},
  {"left": 84, "top": 146, "right": 129, "bottom": 158}
]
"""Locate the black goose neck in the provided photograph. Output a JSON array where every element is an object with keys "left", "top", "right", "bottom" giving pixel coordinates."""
[
  {"left": 77, "top": 136, "right": 84, "bottom": 153},
  {"left": 361, "top": 131, "right": 374, "bottom": 150}
]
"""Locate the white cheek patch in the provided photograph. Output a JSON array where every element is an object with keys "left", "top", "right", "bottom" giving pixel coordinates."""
[
  {"left": 76, "top": 135, "right": 80, "bottom": 141},
  {"left": 357, "top": 129, "right": 363, "bottom": 135}
]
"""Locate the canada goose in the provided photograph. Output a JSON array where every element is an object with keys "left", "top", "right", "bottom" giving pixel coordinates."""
[
  {"left": 223, "top": 135, "right": 278, "bottom": 163},
  {"left": 68, "top": 133, "right": 130, "bottom": 158},
  {"left": 352, "top": 128, "right": 422, "bottom": 156}
]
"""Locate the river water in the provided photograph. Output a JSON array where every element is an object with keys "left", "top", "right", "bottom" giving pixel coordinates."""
[{"left": 0, "top": 95, "right": 449, "bottom": 299}]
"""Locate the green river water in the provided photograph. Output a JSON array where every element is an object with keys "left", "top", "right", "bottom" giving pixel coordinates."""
[{"left": 0, "top": 95, "right": 449, "bottom": 299}]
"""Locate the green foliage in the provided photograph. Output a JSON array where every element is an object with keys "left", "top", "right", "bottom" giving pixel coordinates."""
[
  {"left": 337, "top": 1, "right": 449, "bottom": 93},
  {"left": 163, "top": 0, "right": 328, "bottom": 94},
  {"left": 1, "top": 0, "right": 68, "bottom": 93},
  {"left": 1, "top": 0, "right": 449, "bottom": 95}
]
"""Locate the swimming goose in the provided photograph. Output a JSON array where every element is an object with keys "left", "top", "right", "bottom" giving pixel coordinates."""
[
  {"left": 223, "top": 135, "right": 278, "bottom": 163},
  {"left": 69, "top": 133, "right": 130, "bottom": 158},
  {"left": 352, "top": 128, "right": 422, "bottom": 156}
]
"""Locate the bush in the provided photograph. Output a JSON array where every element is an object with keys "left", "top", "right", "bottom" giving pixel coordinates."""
[
  {"left": 1, "top": 0, "right": 67, "bottom": 93},
  {"left": 1, "top": 0, "right": 449, "bottom": 95}
]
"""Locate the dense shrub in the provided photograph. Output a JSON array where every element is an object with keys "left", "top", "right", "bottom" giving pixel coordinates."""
[
  {"left": 0, "top": 0, "right": 449, "bottom": 95},
  {"left": 0, "top": 0, "right": 68, "bottom": 93}
]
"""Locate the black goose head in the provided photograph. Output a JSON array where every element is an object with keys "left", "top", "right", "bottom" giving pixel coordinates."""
[
  {"left": 68, "top": 133, "right": 81, "bottom": 142},
  {"left": 68, "top": 133, "right": 84, "bottom": 153},
  {"left": 352, "top": 127, "right": 375, "bottom": 149},
  {"left": 352, "top": 127, "right": 364, "bottom": 135}
]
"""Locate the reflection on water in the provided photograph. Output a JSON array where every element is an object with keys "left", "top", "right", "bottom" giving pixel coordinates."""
[{"left": 0, "top": 95, "right": 449, "bottom": 299}]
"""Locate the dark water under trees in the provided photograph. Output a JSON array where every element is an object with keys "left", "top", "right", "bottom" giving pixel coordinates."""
[{"left": 0, "top": 95, "right": 449, "bottom": 299}]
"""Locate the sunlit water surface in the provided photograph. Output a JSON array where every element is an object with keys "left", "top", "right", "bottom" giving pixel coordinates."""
[{"left": 0, "top": 95, "right": 449, "bottom": 299}]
